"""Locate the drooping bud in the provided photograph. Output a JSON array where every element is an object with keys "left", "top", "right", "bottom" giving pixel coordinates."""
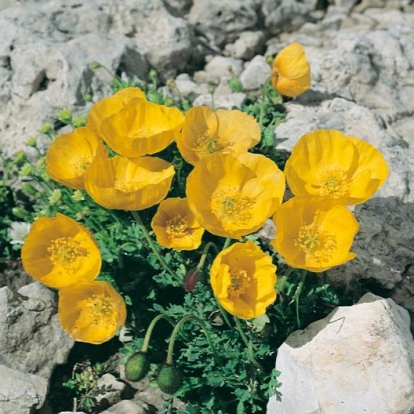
[
  {"left": 125, "top": 351, "right": 150, "bottom": 382},
  {"left": 157, "top": 363, "right": 182, "bottom": 394},
  {"left": 183, "top": 269, "right": 201, "bottom": 292}
]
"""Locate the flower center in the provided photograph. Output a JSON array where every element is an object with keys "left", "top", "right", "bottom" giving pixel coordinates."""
[
  {"left": 71, "top": 156, "right": 91, "bottom": 176},
  {"left": 76, "top": 293, "right": 118, "bottom": 329},
  {"left": 195, "top": 132, "right": 232, "bottom": 156},
  {"left": 228, "top": 268, "right": 250, "bottom": 298},
  {"left": 47, "top": 237, "right": 88, "bottom": 272},
  {"left": 165, "top": 214, "right": 189, "bottom": 239},
  {"left": 315, "top": 166, "right": 351, "bottom": 197},
  {"left": 210, "top": 186, "right": 254, "bottom": 225},
  {"left": 295, "top": 223, "right": 337, "bottom": 264}
]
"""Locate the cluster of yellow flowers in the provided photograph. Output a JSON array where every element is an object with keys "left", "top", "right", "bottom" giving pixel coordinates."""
[
  {"left": 21, "top": 213, "right": 126, "bottom": 344},
  {"left": 20, "top": 42, "right": 389, "bottom": 342}
]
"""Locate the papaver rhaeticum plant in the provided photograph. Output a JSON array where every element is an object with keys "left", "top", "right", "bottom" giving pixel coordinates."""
[{"left": 16, "top": 44, "right": 389, "bottom": 413}]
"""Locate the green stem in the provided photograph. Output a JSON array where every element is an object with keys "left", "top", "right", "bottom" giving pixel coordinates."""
[
  {"left": 222, "top": 237, "right": 232, "bottom": 250},
  {"left": 196, "top": 242, "right": 219, "bottom": 272},
  {"left": 141, "top": 314, "right": 175, "bottom": 353},
  {"left": 294, "top": 269, "right": 307, "bottom": 328},
  {"left": 258, "top": 76, "right": 271, "bottom": 131},
  {"left": 131, "top": 211, "right": 179, "bottom": 282},
  {"left": 276, "top": 267, "right": 294, "bottom": 294},
  {"left": 233, "top": 317, "right": 266, "bottom": 372},
  {"left": 217, "top": 303, "right": 233, "bottom": 329},
  {"left": 166, "top": 315, "right": 220, "bottom": 365}
]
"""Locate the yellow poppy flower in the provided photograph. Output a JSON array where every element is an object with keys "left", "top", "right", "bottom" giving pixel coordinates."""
[
  {"left": 21, "top": 213, "right": 101, "bottom": 288},
  {"left": 98, "top": 99, "right": 184, "bottom": 157},
  {"left": 210, "top": 241, "right": 277, "bottom": 319},
  {"left": 58, "top": 280, "right": 127, "bottom": 344},
  {"left": 176, "top": 106, "right": 261, "bottom": 165},
  {"left": 186, "top": 153, "right": 285, "bottom": 239},
  {"left": 151, "top": 198, "right": 204, "bottom": 251},
  {"left": 87, "top": 87, "right": 146, "bottom": 136},
  {"left": 271, "top": 196, "right": 359, "bottom": 272},
  {"left": 84, "top": 155, "right": 175, "bottom": 211},
  {"left": 271, "top": 42, "right": 311, "bottom": 98},
  {"left": 284, "top": 129, "right": 389, "bottom": 205},
  {"left": 46, "top": 127, "right": 108, "bottom": 190}
]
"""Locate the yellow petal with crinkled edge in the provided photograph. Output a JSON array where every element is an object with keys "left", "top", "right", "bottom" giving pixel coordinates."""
[
  {"left": 59, "top": 280, "right": 126, "bottom": 344},
  {"left": 84, "top": 155, "right": 174, "bottom": 211},
  {"left": 46, "top": 127, "right": 108, "bottom": 190},
  {"left": 99, "top": 99, "right": 184, "bottom": 157},
  {"left": 87, "top": 87, "right": 146, "bottom": 135},
  {"left": 271, "top": 43, "right": 311, "bottom": 98},
  {"left": 177, "top": 106, "right": 260, "bottom": 165},
  {"left": 285, "top": 129, "right": 389, "bottom": 205},
  {"left": 210, "top": 241, "right": 277, "bottom": 319},
  {"left": 151, "top": 197, "right": 204, "bottom": 251},
  {"left": 186, "top": 152, "right": 285, "bottom": 239},
  {"left": 271, "top": 196, "right": 359, "bottom": 273},
  {"left": 21, "top": 213, "right": 101, "bottom": 288}
]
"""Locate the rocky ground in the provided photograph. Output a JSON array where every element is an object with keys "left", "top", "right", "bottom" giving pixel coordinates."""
[{"left": 0, "top": 0, "right": 413, "bottom": 413}]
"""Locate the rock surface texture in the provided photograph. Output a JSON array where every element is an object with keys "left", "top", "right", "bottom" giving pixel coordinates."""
[{"left": 267, "top": 293, "right": 414, "bottom": 414}]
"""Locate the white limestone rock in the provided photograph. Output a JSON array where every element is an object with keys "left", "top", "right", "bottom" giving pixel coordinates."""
[
  {"left": 188, "top": 0, "right": 258, "bottom": 48},
  {"left": 0, "top": 365, "right": 48, "bottom": 414},
  {"left": 0, "top": 282, "right": 74, "bottom": 380},
  {"left": 239, "top": 55, "right": 271, "bottom": 91},
  {"left": 267, "top": 293, "right": 414, "bottom": 414}
]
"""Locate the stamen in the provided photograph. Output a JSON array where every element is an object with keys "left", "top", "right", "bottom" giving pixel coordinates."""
[
  {"left": 210, "top": 186, "right": 254, "bottom": 226},
  {"left": 227, "top": 268, "right": 250, "bottom": 298},
  {"left": 315, "top": 166, "right": 351, "bottom": 197},
  {"left": 47, "top": 237, "right": 88, "bottom": 272},
  {"left": 165, "top": 215, "right": 189, "bottom": 239},
  {"left": 295, "top": 223, "right": 337, "bottom": 264}
]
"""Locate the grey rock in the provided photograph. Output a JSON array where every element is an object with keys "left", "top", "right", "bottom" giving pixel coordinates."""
[
  {"left": 261, "top": 0, "right": 316, "bottom": 36},
  {"left": 95, "top": 373, "right": 126, "bottom": 409},
  {"left": 239, "top": 55, "right": 271, "bottom": 91},
  {"left": 267, "top": 293, "right": 414, "bottom": 414},
  {"left": 99, "top": 399, "right": 147, "bottom": 414},
  {"left": 161, "top": 0, "right": 193, "bottom": 17},
  {"left": 0, "top": 282, "right": 74, "bottom": 380},
  {"left": 197, "top": 55, "right": 244, "bottom": 85},
  {"left": 225, "top": 31, "right": 266, "bottom": 60},
  {"left": 188, "top": 0, "right": 258, "bottom": 48},
  {"left": 0, "top": 365, "right": 48, "bottom": 414},
  {"left": 193, "top": 77, "right": 246, "bottom": 109}
]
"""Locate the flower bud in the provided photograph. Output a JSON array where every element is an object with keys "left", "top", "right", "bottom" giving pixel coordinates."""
[
  {"left": 157, "top": 363, "right": 182, "bottom": 394},
  {"left": 183, "top": 269, "right": 201, "bottom": 292},
  {"left": 125, "top": 351, "right": 150, "bottom": 382}
]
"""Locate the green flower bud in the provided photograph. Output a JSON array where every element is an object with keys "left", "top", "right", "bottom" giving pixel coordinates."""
[
  {"left": 83, "top": 93, "right": 93, "bottom": 102},
  {"left": 48, "top": 189, "right": 62, "bottom": 204},
  {"left": 57, "top": 108, "right": 72, "bottom": 122},
  {"left": 25, "top": 137, "right": 38, "bottom": 148},
  {"left": 149, "top": 69, "right": 157, "bottom": 79},
  {"left": 164, "top": 97, "right": 174, "bottom": 107},
  {"left": 228, "top": 77, "right": 243, "bottom": 93},
  {"left": 38, "top": 122, "right": 52, "bottom": 135},
  {"left": 90, "top": 61, "right": 101, "bottom": 70},
  {"left": 72, "top": 115, "right": 87, "bottom": 128},
  {"left": 125, "top": 352, "right": 150, "bottom": 382},
  {"left": 157, "top": 363, "right": 182, "bottom": 394}
]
